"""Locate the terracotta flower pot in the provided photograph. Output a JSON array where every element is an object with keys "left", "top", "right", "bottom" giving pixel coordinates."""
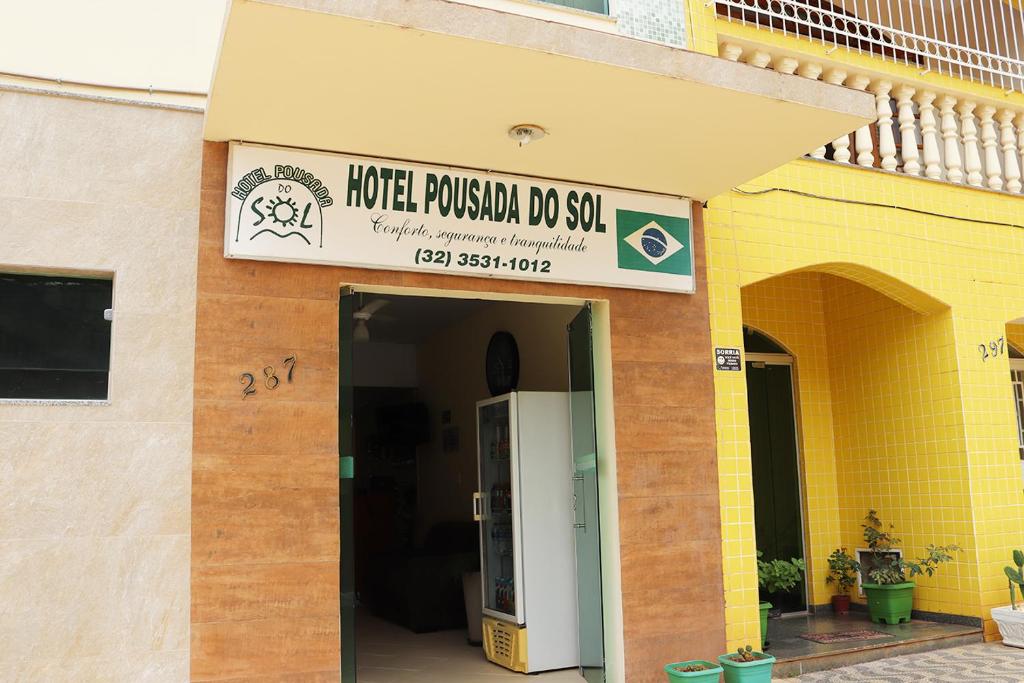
[{"left": 831, "top": 594, "right": 851, "bottom": 616}]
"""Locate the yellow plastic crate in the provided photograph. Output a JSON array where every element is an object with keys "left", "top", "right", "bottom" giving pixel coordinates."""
[{"left": 482, "top": 616, "right": 528, "bottom": 673}]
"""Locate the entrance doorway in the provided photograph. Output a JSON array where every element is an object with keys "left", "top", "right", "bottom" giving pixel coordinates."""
[
  {"left": 338, "top": 289, "right": 606, "bottom": 682},
  {"left": 744, "top": 327, "right": 807, "bottom": 614},
  {"left": 1010, "top": 344, "right": 1024, "bottom": 482}
]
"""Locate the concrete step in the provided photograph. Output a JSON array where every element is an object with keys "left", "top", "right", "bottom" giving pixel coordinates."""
[{"left": 772, "top": 628, "right": 984, "bottom": 678}]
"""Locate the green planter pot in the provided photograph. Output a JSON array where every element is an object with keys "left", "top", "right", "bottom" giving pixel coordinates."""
[
  {"left": 862, "top": 581, "right": 914, "bottom": 624},
  {"left": 664, "top": 660, "right": 724, "bottom": 682},
  {"left": 758, "top": 602, "right": 771, "bottom": 649},
  {"left": 717, "top": 651, "right": 776, "bottom": 683}
]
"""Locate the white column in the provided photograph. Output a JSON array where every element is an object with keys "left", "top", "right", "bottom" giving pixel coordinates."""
[
  {"left": 999, "top": 110, "right": 1022, "bottom": 193},
  {"left": 1016, "top": 112, "right": 1024, "bottom": 191},
  {"left": 872, "top": 80, "right": 897, "bottom": 171},
  {"left": 773, "top": 56, "right": 800, "bottom": 75},
  {"left": 825, "top": 68, "right": 852, "bottom": 163},
  {"left": 978, "top": 105, "right": 1003, "bottom": 191},
  {"left": 848, "top": 74, "right": 874, "bottom": 167},
  {"left": 957, "top": 99, "right": 982, "bottom": 187},
  {"left": 895, "top": 85, "right": 919, "bottom": 176},
  {"left": 745, "top": 50, "right": 772, "bottom": 69},
  {"left": 721, "top": 43, "right": 743, "bottom": 62},
  {"left": 939, "top": 95, "right": 963, "bottom": 184},
  {"left": 797, "top": 62, "right": 823, "bottom": 80},
  {"left": 915, "top": 90, "right": 942, "bottom": 179},
  {"left": 1011, "top": 112, "right": 1019, "bottom": 192},
  {"left": 797, "top": 63, "right": 826, "bottom": 159}
]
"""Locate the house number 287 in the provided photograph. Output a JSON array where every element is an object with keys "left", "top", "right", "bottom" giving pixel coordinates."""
[
  {"left": 240, "top": 355, "right": 297, "bottom": 398},
  {"left": 979, "top": 337, "right": 1005, "bottom": 361}
]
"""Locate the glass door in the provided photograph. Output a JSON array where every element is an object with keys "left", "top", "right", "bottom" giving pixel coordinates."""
[
  {"left": 568, "top": 304, "right": 605, "bottom": 682},
  {"left": 339, "top": 290, "right": 356, "bottom": 681},
  {"left": 477, "top": 395, "right": 519, "bottom": 621}
]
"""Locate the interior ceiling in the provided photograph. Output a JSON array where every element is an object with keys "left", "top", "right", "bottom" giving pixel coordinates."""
[{"left": 352, "top": 294, "right": 491, "bottom": 344}]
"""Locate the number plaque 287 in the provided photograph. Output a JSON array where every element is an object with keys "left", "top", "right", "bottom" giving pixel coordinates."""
[{"left": 240, "top": 355, "right": 297, "bottom": 398}]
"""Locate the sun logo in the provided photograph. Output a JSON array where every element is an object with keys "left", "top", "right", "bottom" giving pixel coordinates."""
[
  {"left": 234, "top": 174, "right": 327, "bottom": 247},
  {"left": 266, "top": 196, "right": 299, "bottom": 227}
]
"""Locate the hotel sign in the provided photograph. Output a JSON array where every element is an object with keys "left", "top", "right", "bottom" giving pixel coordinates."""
[{"left": 225, "top": 143, "right": 694, "bottom": 294}]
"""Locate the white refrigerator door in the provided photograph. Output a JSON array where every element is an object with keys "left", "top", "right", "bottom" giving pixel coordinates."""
[{"left": 516, "top": 391, "right": 579, "bottom": 672}]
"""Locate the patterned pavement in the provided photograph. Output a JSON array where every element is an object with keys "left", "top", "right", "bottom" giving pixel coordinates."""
[{"left": 778, "top": 643, "right": 1024, "bottom": 682}]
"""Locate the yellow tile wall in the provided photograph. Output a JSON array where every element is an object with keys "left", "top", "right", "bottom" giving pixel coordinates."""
[
  {"left": 823, "top": 277, "right": 976, "bottom": 616},
  {"left": 706, "top": 157, "right": 1024, "bottom": 648},
  {"left": 741, "top": 273, "right": 841, "bottom": 607},
  {"left": 683, "top": 3, "right": 720, "bottom": 56}
]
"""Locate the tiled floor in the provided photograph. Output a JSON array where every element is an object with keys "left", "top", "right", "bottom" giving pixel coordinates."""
[
  {"left": 776, "top": 642, "right": 1024, "bottom": 681},
  {"left": 356, "top": 612, "right": 583, "bottom": 682},
  {"left": 766, "top": 612, "right": 981, "bottom": 660}
]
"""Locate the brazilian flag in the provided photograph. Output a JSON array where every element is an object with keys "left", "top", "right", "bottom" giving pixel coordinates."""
[{"left": 616, "top": 209, "right": 691, "bottom": 276}]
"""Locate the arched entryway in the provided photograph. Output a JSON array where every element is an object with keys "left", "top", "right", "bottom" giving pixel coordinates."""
[
  {"left": 1004, "top": 328, "right": 1024, "bottom": 480},
  {"left": 738, "top": 263, "right": 958, "bottom": 615}
]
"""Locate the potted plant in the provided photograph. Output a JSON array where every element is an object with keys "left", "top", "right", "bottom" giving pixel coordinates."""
[
  {"left": 825, "top": 548, "right": 860, "bottom": 615},
  {"left": 717, "top": 645, "right": 775, "bottom": 683},
  {"left": 664, "top": 659, "right": 724, "bottom": 682},
  {"left": 860, "top": 509, "right": 961, "bottom": 625},
  {"left": 991, "top": 549, "right": 1024, "bottom": 647},
  {"left": 756, "top": 551, "right": 805, "bottom": 648}
]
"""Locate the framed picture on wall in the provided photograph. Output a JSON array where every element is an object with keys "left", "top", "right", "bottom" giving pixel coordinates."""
[{"left": 855, "top": 548, "right": 902, "bottom": 597}]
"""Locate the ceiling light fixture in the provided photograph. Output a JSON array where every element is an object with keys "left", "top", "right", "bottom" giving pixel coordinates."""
[
  {"left": 508, "top": 124, "right": 546, "bottom": 147},
  {"left": 353, "top": 318, "right": 370, "bottom": 343}
]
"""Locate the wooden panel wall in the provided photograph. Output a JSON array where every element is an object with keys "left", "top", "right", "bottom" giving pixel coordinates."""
[{"left": 191, "top": 141, "right": 725, "bottom": 682}]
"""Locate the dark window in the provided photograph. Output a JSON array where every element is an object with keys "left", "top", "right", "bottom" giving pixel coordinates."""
[
  {"left": 0, "top": 273, "right": 113, "bottom": 399},
  {"left": 544, "top": 0, "right": 608, "bottom": 14},
  {"left": 743, "top": 326, "right": 789, "bottom": 354}
]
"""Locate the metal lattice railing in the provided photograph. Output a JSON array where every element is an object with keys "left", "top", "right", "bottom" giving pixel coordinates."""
[{"left": 716, "top": 0, "right": 1024, "bottom": 92}]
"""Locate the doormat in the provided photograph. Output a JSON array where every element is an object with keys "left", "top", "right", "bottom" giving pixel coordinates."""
[{"left": 799, "top": 629, "right": 892, "bottom": 644}]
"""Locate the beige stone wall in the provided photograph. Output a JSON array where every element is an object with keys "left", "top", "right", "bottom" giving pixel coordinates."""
[{"left": 0, "top": 89, "right": 201, "bottom": 679}]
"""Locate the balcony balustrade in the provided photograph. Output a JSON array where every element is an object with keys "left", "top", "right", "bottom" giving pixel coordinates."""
[
  {"left": 715, "top": 0, "right": 1024, "bottom": 93},
  {"left": 720, "top": 40, "right": 1024, "bottom": 193}
]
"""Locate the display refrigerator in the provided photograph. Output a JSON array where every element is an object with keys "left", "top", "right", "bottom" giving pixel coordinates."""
[{"left": 473, "top": 391, "right": 579, "bottom": 674}]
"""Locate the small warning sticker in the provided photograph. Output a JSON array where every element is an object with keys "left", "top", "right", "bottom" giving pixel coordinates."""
[{"left": 715, "top": 347, "right": 742, "bottom": 371}]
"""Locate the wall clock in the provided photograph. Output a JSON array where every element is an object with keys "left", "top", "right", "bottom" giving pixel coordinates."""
[{"left": 485, "top": 331, "right": 520, "bottom": 396}]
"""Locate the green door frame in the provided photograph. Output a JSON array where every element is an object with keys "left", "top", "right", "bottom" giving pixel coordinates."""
[
  {"left": 340, "top": 290, "right": 356, "bottom": 681},
  {"left": 336, "top": 287, "right": 616, "bottom": 681},
  {"left": 746, "top": 352, "right": 808, "bottom": 613}
]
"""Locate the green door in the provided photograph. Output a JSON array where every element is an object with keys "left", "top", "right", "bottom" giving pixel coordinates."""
[
  {"left": 340, "top": 291, "right": 356, "bottom": 680},
  {"left": 746, "top": 361, "right": 806, "bottom": 613},
  {"left": 568, "top": 304, "right": 605, "bottom": 682}
]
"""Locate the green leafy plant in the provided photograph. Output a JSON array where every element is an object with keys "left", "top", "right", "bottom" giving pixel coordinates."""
[
  {"left": 825, "top": 548, "right": 860, "bottom": 595},
  {"left": 1005, "top": 549, "right": 1024, "bottom": 610},
  {"left": 861, "top": 510, "right": 961, "bottom": 585},
  {"left": 757, "top": 551, "right": 806, "bottom": 595}
]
